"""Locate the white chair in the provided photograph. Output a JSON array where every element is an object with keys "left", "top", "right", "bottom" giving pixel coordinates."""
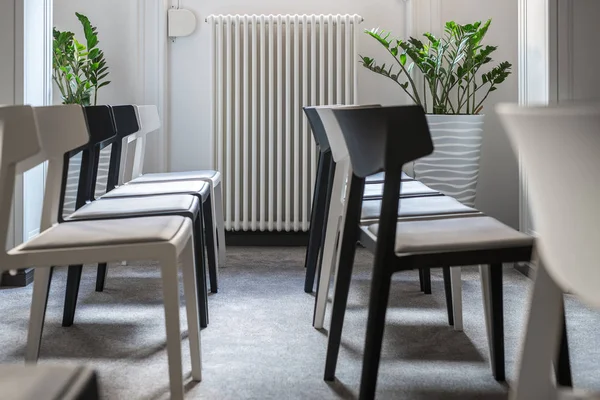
[
  {"left": 120, "top": 110, "right": 226, "bottom": 266},
  {"left": 59, "top": 105, "right": 212, "bottom": 329},
  {"left": 310, "top": 105, "right": 481, "bottom": 330},
  {"left": 498, "top": 102, "right": 600, "bottom": 400},
  {"left": 0, "top": 105, "right": 201, "bottom": 400}
]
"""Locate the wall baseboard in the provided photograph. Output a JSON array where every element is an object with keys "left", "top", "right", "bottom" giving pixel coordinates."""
[
  {"left": 226, "top": 231, "right": 309, "bottom": 247},
  {"left": 1, "top": 268, "right": 34, "bottom": 287}
]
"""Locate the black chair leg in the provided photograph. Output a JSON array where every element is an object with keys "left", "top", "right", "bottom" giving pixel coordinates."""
[
  {"left": 203, "top": 196, "right": 218, "bottom": 293},
  {"left": 556, "top": 305, "right": 573, "bottom": 387},
  {"left": 324, "top": 176, "right": 363, "bottom": 382},
  {"left": 442, "top": 267, "right": 454, "bottom": 326},
  {"left": 95, "top": 263, "right": 108, "bottom": 292},
  {"left": 422, "top": 267, "right": 432, "bottom": 294},
  {"left": 62, "top": 265, "right": 83, "bottom": 327},
  {"left": 489, "top": 263, "right": 505, "bottom": 381},
  {"left": 359, "top": 269, "right": 392, "bottom": 400},
  {"left": 323, "top": 238, "right": 358, "bottom": 381},
  {"left": 193, "top": 215, "right": 209, "bottom": 328},
  {"left": 419, "top": 268, "right": 424, "bottom": 291},
  {"left": 304, "top": 151, "right": 331, "bottom": 293}
]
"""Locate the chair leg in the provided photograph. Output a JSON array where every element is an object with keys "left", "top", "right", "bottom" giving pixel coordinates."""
[
  {"left": 314, "top": 160, "right": 345, "bottom": 329},
  {"left": 419, "top": 268, "right": 424, "bottom": 291},
  {"left": 304, "top": 151, "right": 330, "bottom": 293},
  {"left": 193, "top": 215, "right": 209, "bottom": 328},
  {"left": 181, "top": 238, "right": 203, "bottom": 381},
  {"left": 160, "top": 259, "right": 185, "bottom": 400},
  {"left": 489, "top": 263, "right": 505, "bottom": 381},
  {"left": 422, "top": 267, "right": 431, "bottom": 294},
  {"left": 26, "top": 267, "right": 53, "bottom": 362},
  {"left": 95, "top": 263, "right": 108, "bottom": 292},
  {"left": 442, "top": 267, "right": 454, "bottom": 326},
  {"left": 359, "top": 270, "right": 392, "bottom": 400},
  {"left": 556, "top": 303, "right": 572, "bottom": 387},
  {"left": 214, "top": 181, "right": 226, "bottom": 264},
  {"left": 323, "top": 230, "right": 358, "bottom": 381},
  {"left": 62, "top": 265, "right": 83, "bottom": 327},
  {"left": 480, "top": 265, "right": 493, "bottom": 365},
  {"left": 510, "top": 261, "right": 563, "bottom": 400},
  {"left": 203, "top": 196, "right": 218, "bottom": 293},
  {"left": 324, "top": 170, "right": 362, "bottom": 381},
  {"left": 450, "top": 267, "right": 463, "bottom": 331}
]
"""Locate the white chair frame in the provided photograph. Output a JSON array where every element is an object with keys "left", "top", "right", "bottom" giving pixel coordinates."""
[{"left": 0, "top": 105, "right": 201, "bottom": 400}]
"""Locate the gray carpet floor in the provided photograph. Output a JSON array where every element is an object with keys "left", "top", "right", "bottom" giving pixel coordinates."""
[{"left": 1, "top": 247, "right": 600, "bottom": 399}]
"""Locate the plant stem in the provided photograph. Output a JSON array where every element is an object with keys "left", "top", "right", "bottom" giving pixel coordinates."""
[
  {"left": 385, "top": 47, "right": 422, "bottom": 106},
  {"left": 423, "top": 74, "right": 427, "bottom": 113},
  {"left": 474, "top": 85, "right": 494, "bottom": 113}
]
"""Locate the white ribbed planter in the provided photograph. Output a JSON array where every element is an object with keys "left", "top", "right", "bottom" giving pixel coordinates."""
[{"left": 413, "top": 114, "right": 485, "bottom": 207}]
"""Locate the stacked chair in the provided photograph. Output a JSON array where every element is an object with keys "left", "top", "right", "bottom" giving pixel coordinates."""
[
  {"left": 304, "top": 105, "right": 479, "bottom": 331},
  {"left": 116, "top": 109, "right": 226, "bottom": 268},
  {"left": 498, "top": 102, "right": 599, "bottom": 400},
  {"left": 59, "top": 105, "right": 216, "bottom": 329},
  {"left": 0, "top": 104, "right": 201, "bottom": 400},
  {"left": 313, "top": 104, "right": 539, "bottom": 399},
  {"left": 0, "top": 105, "right": 100, "bottom": 400},
  {"left": 303, "top": 105, "right": 417, "bottom": 296}
]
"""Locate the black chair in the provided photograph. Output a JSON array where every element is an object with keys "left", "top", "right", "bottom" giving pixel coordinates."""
[
  {"left": 302, "top": 107, "right": 337, "bottom": 293},
  {"left": 303, "top": 107, "right": 426, "bottom": 293},
  {"left": 59, "top": 105, "right": 212, "bottom": 329},
  {"left": 324, "top": 105, "right": 536, "bottom": 399}
]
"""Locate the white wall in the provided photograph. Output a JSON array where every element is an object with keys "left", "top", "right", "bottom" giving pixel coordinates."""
[
  {"left": 169, "top": 0, "right": 412, "bottom": 172},
  {"left": 52, "top": 0, "right": 522, "bottom": 226},
  {"left": 440, "top": 0, "right": 520, "bottom": 227},
  {"left": 52, "top": 0, "right": 139, "bottom": 106},
  {"left": 0, "top": 1, "right": 17, "bottom": 250},
  {"left": 0, "top": 1, "right": 16, "bottom": 105}
]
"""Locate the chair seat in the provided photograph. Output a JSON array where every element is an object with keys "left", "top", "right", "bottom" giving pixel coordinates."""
[
  {"left": 0, "top": 364, "right": 98, "bottom": 400},
  {"left": 361, "top": 195, "right": 478, "bottom": 220},
  {"left": 364, "top": 180, "right": 438, "bottom": 199},
  {"left": 365, "top": 171, "right": 412, "bottom": 183},
  {"left": 130, "top": 170, "right": 221, "bottom": 186},
  {"left": 365, "top": 216, "right": 533, "bottom": 255},
  {"left": 101, "top": 181, "right": 210, "bottom": 201},
  {"left": 19, "top": 216, "right": 188, "bottom": 251},
  {"left": 67, "top": 195, "right": 199, "bottom": 220}
]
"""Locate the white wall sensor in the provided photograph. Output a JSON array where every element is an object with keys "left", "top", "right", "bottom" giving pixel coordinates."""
[{"left": 167, "top": 8, "right": 197, "bottom": 38}]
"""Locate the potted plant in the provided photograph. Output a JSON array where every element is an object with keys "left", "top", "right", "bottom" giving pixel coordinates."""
[
  {"left": 53, "top": 13, "right": 110, "bottom": 106},
  {"left": 360, "top": 20, "right": 511, "bottom": 206}
]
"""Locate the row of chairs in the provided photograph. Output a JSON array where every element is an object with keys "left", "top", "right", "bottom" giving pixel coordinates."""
[
  {"left": 0, "top": 104, "right": 226, "bottom": 400},
  {"left": 301, "top": 104, "right": 575, "bottom": 399}
]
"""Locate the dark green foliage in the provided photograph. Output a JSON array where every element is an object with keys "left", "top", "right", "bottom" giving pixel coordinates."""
[
  {"left": 53, "top": 13, "right": 110, "bottom": 106},
  {"left": 360, "top": 19, "right": 511, "bottom": 114}
]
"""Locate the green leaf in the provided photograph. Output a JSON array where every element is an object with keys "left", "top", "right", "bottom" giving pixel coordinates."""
[{"left": 400, "top": 53, "right": 406, "bottom": 65}]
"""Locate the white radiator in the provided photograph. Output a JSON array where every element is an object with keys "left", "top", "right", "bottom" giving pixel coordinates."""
[{"left": 208, "top": 14, "right": 362, "bottom": 232}]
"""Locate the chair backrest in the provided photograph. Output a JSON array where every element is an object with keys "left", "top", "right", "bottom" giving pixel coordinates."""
[
  {"left": 332, "top": 105, "right": 432, "bottom": 260},
  {"left": 56, "top": 106, "right": 116, "bottom": 220},
  {"left": 497, "top": 102, "right": 600, "bottom": 308},
  {"left": 303, "top": 107, "right": 331, "bottom": 152},
  {"left": 107, "top": 105, "right": 139, "bottom": 191},
  {"left": 333, "top": 105, "right": 432, "bottom": 178},
  {"left": 312, "top": 105, "right": 382, "bottom": 163},
  {"left": 33, "top": 105, "right": 90, "bottom": 230},
  {"left": 0, "top": 106, "right": 40, "bottom": 259},
  {"left": 129, "top": 105, "right": 161, "bottom": 179}
]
